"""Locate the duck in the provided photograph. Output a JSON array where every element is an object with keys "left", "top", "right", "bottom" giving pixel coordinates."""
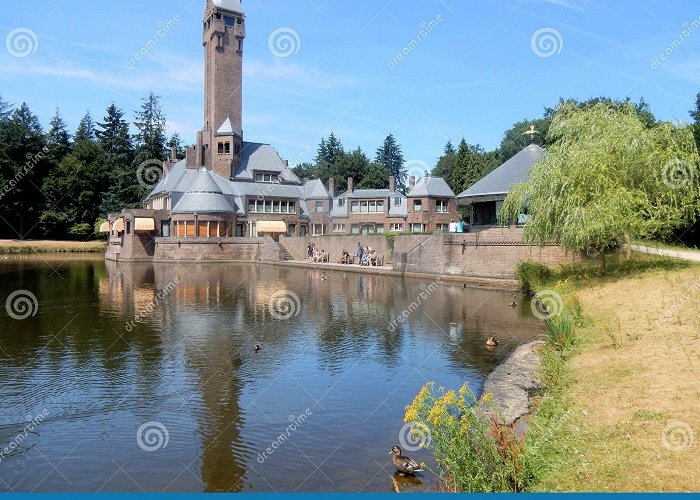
[
  {"left": 509, "top": 301, "right": 517, "bottom": 307},
  {"left": 390, "top": 446, "right": 423, "bottom": 475},
  {"left": 486, "top": 337, "right": 499, "bottom": 347},
  {"left": 253, "top": 344, "right": 262, "bottom": 353},
  {"left": 321, "top": 273, "right": 328, "bottom": 281}
]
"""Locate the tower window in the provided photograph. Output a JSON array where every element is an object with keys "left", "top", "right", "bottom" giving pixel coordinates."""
[
  {"left": 218, "top": 143, "right": 224, "bottom": 154},
  {"left": 238, "top": 39, "right": 243, "bottom": 51},
  {"left": 224, "top": 142, "right": 231, "bottom": 154},
  {"left": 215, "top": 13, "right": 222, "bottom": 20},
  {"left": 224, "top": 16, "right": 235, "bottom": 27}
]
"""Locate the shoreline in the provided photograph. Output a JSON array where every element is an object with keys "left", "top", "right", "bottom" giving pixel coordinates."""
[
  {"left": 481, "top": 340, "right": 546, "bottom": 429},
  {"left": 0, "top": 240, "right": 105, "bottom": 254}
]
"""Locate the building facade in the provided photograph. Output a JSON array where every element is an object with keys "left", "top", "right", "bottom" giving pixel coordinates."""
[{"left": 105, "top": 0, "right": 460, "bottom": 260}]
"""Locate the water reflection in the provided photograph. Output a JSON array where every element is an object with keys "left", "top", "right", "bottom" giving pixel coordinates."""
[{"left": 0, "top": 258, "right": 544, "bottom": 492}]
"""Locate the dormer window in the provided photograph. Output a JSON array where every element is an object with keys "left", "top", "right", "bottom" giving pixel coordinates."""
[
  {"left": 395, "top": 197, "right": 402, "bottom": 207},
  {"left": 255, "top": 172, "right": 278, "bottom": 183}
]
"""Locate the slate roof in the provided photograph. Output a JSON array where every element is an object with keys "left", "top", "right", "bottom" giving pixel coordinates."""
[
  {"left": 233, "top": 142, "right": 300, "bottom": 183},
  {"left": 216, "top": 117, "right": 242, "bottom": 137},
  {"left": 408, "top": 177, "right": 455, "bottom": 198},
  {"left": 457, "top": 144, "right": 543, "bottom": 199}
]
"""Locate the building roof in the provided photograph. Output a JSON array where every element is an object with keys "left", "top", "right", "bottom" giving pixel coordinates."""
[
  {"left": 233, "top": 142, "right": 300, "bottom": 183},
  {"left": 212, "top": 0, "right": 244, "bottom": 13},
  {"left": 172, "top": 192, "right": 236, "bottom": 213},
  {"left": 303, "top": 179, "right": 330, "bottom": 199},
  {"left": 216, "top": 117, "right": 242, "bottom": 137},
  {"left": 408, "top": 177, "right": 455, "bottom": 198},
  {"left": 347, "top": 189, "right": 393, "bottom": 199},
  {"left": 457, "top": 144, "right": 543, "bottom": 200}
]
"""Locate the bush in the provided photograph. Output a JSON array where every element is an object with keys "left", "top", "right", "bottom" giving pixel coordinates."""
[
  {"left": 404, "top": 383, "right": 527, "bottom": 492},
  {"left": 516, "top": 261, "right": 552, "bottom": 292}
]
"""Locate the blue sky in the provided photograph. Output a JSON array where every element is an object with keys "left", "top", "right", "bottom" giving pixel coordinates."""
[{"left": 1, "top": 0, "right": 700, "bottom": 167}]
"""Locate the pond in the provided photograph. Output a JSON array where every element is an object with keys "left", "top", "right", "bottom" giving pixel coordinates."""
[{"left": 0, "top": 257, "right": 543, "bottom": 492}]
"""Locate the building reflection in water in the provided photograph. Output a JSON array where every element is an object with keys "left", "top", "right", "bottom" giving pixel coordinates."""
[{"left": 97, "top": 261, "right": 543, "bottom": 492}]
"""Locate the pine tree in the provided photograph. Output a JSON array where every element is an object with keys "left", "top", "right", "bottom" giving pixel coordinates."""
[
  {"left": 75, "top": 110, "right": 96, "bottom": 143},
  {"left": 97, "top": 103, "right": 137, "bottom": 214},
  {"left": 46, "top": 108, "right": 72, "bottom": 161},
  {"left": 167, "top": 132, "right": 186, "bottom": 159},
  {"left": 444, "top": 140, "right": 456, "bottom": 156},
  {"left": 689, "top": 92, "right": 700, "bottom": 152},
  {"left": 375, "top": 134, "right": 406, "bottom": 191},
  {"left": 0, "top": 103, "right": 51, "bottom": 239},
  {"left": 132, "top": 92, "right": 168, "bottom": 201}
]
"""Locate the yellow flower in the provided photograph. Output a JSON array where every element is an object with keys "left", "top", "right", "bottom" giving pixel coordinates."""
[
  {"left": 482, "top": 392, "right": 494, "bottom": 403},
  {"left": 458, "top": 385, "right": 468, "bottom": 396},
  {"left": 444, "top": 390, "right": 456, "bottom": 405}
]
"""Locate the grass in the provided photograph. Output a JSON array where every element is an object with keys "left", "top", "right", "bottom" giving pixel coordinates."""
[
  {"left": 632, "top": 239, "right": 700, "bottom": 252},
  {"left": 523, "top": 254, "right": 700, "bottom": 492},
  {"left": 0, "top": 239, "right": 106, "bottom": 254}
]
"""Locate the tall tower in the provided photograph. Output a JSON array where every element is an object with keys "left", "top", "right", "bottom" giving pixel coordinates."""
[{"left": 199, "top": 0, "right": 245, "bottom": 177}]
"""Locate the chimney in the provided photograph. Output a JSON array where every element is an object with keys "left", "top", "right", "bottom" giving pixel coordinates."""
[
  {"left": 170, "top": 147, "right": 177, "bottom": 161},
  {"left": 409, "top": 176, "right": 416, "bottom": 190},
  {"left": 284, "top": 160, "right": 289, "bottom": 167},
  {"left": 389, "top": 175, "right": 395, "bottom": 193},
  {"left": 328, "top": 177, "right": 336, "bottom": 197},
  {"left": 347, "top": 177, "right": 354, "bottom": 195}
]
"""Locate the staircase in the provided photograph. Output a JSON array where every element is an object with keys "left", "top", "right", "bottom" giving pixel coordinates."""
[{"left": 281, "top": 247, "right": 294, "bottom": 261}]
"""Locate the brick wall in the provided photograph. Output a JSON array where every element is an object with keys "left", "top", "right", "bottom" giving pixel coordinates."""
[
  {"left": 403, "top": 232, "right": 578, "bottom": 279},
  {"left": 279, "top": 234, "right": 430, "bottom": 263},
  {"left": 152, "top": 237, "right": 282, "bottom": 262}
]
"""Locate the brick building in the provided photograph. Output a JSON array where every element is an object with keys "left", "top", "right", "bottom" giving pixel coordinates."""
[{"left": 104, "top": 0, "right": 460, "bottom": 260}]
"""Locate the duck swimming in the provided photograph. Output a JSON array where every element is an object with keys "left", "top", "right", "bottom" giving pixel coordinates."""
[
  {"left": 390, "top": 446, "right": 423, "bottom": 475},
  {"left": 486, "top": 337, "right": 499, "bottom": 347},
  {"left": 253, "top": 344, "right": 262, "bottom": 353}
]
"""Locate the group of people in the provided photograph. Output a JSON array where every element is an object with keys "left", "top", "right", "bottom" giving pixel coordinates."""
[
  {"left": 355, "top": 243, "right": 378, "bottom": 267},
  {"left": 307, "top": 243, "right": 328, "bottom": 262}
]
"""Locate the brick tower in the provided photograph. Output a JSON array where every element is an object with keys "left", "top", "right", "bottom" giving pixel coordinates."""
[{"left": 191, "top": 0, "right": 245, "bottom": 177}]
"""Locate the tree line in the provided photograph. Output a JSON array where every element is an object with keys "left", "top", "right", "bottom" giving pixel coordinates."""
[
  {"left": 0, "top": 91, "right": 697, "bottom": 242},
  {"left": 0, "top": 92, "right": 181, "bottom": 240}
]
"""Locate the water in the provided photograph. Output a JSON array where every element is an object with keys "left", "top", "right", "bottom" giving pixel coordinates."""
[{"left": 0, "top": 256, "right": 543, "bottom": 492}]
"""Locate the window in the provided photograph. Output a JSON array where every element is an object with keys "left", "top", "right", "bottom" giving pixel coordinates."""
[
  {"left": 376, "top": 201, "right": 385, "bottom": 213},
  {"left": 376, "top": 225, "right": 385, "bottom": 234},
  {"left": 338, "top": 198, "right": 345, "bottom": 207},
  {"left": 251, "top": 223, "right": 257, "bottom": 237},
  {"left": 264, "top": 201, "right": 272, "bottom": 213},
  {"left": 315, "top": 201, "right": 324, "bottom": 213},
  {"left": 255, "top": 173, "right": 278, "bottom": 183},
  {"left": 413, "top": 200, "right": 423, "bottom": 212},
  {"left": 436, "top": 200, "right": 449, "bottom": 213},
  {"left": 351, "top": 224, "right": 360, "bottom": 235},
  {"left": 333, "top": 224, "right": 345, "bottom": 233},
  {"left": 224, "top": 16, "right": 235, "bottom": 27},
  {"left": 435, "top": 224, "right": 449, "bottom": 232},
  {"left": 248, "top": 200, "right": 297, "bottom": 214},
  {"left": 360, "top": 201, "right": 368, "bottom": 213},
  {"left": 218, "top": 143, "right": 224, "bottom": 154},
  {"left": 411, "top": 223, "right": 426, "bottom": 233},
  {"left": 395, "top": 197, "right": 402, "bottom": 207},
  {"left": 351, "top": 201, "right": 360, "bottom": 213},
  {"left": 390, "top": 223, "right": 404, "bottom": 232}
]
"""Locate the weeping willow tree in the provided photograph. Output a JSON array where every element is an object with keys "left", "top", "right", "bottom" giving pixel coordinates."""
[{"left": 500, "top": 102, "right": 700, "bottom": 254}]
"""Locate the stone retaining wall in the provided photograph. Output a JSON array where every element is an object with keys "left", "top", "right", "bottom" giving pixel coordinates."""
[{"left": 279, "top": 234, "right": 430, "bottom": 263}]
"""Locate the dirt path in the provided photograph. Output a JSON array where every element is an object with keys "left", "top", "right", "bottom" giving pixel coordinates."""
[
  {"left": 540, "top": 266, "right": 700, "bottom": 491},
  {"left": 632, "top": 244, "right": 700, "bottom": 263}
]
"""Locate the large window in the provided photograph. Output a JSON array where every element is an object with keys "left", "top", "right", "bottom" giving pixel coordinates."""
[
  {"left": 351, "top": 224, "right": 360, "bottom": 235},
  {"left": 411, "top": 223, "right": 426, "bottom": 233},
  {"left": 351, "top": 200, "right": 384, "bottom": 213},
  {"left": 248, "top": 199, "right": 296, "bottom": 213},
  {"left": 390, "top": 223, "right": 404, "bottom": 232},
  {"left": 333, "top": 224, "right": 345, "bottom": 233},
  {"left": 413, "top": 200, "right": 423, "bottom": 212},
  {"left": 255, "top": 172, "right": 278, "bottom": 183},
  {"left": 436, "top": 200, "right": 449, "bottom": 213},
  {"left": 315, "top": 201, "right": 324, "bottom": 213}
]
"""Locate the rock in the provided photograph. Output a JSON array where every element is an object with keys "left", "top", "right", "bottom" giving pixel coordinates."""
[{"left": 481, "top": 340, "right": 545, "bottom": 426}]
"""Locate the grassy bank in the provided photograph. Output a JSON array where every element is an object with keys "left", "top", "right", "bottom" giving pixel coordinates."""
[
  {"left": 0, "top": 239, "right": 105, "bottom": 254},
  {"left": 525, "top": 254, "right": 700, "bottom": 491}
]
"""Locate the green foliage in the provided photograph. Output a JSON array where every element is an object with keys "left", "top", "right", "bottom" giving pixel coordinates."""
[
  {"left": 375, "top": 133, "right": 406, "bottom": 191},
  {"left": 68, "top": 223, "right": 92, "bottom": 237},
  {"left": 515, "top": 261, "right": 552, "bottom": 292},
  {"left": 46, "top": 108, "right": 72, "bottom": 161},
  {"left": 97, "top": 103, "right": 137, "bottom": 214},
  {"left": 501, "top": 102, "right": 700, "bottom": 253},
  {"left": 497, "top": 117, "right": 551, "bottom": 162},
  {"left": 433, "top": 138, "right": 499, "bottom": 196},
  {"left": 74, "top": 110, "right": 96, "bottom": 143},
  {"left": 405, "top": 383, "right": 527, "bottom": 492}
]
